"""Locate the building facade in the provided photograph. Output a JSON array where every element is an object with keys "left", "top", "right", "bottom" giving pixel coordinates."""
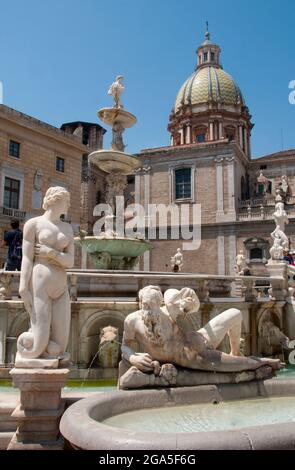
[
  {"left": 0, "top": 105, "right": 105, "bottom": 268},
  {"left": 135, "top": 29, "right": 295, "bottom": 275}
]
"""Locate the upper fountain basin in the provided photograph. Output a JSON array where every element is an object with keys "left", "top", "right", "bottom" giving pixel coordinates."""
[{"left": 98, "top": 107, "right": 137, "bottom": 128}]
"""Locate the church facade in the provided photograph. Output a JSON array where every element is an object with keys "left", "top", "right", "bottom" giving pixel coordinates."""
[{"left": 135, "top": 29, "right": 295, "bottom": 275}]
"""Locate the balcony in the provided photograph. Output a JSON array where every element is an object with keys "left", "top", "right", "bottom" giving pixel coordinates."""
[{"left": 0, "top": 207, "right": 26, "bottom": 220}]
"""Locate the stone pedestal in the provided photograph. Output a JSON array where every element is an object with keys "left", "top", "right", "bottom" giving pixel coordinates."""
[
  {"left": 266, "top": 260, "right": 288, "bottom": 301},
  {"left": 7, "top": 368, "right": 69, "bottom": 450}
]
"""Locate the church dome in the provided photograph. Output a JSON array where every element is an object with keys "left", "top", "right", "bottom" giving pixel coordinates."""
[
  {"left": 168, "top": 25, "right": 253, "bottom": 156},
  {"left": 174, "top": 66, "right": 245, "bottom": 113}
]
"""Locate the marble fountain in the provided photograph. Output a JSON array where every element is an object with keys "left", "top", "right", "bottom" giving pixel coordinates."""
[
  {"left": 60, "top": 284, "right": 295, "bottom": 450},
  {"left": 2, "top": 78, "right": 295, "bottom": 451},
  {"left": 75, "top": 75, "right": 152, "bottom": 270}
]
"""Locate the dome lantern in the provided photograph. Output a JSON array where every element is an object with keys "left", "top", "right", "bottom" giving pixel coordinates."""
[{"left": 196, "top": 22, "right": 221, "bottom": 70}]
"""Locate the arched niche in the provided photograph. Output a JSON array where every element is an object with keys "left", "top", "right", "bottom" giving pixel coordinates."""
[{"left": 80, "top": 310, "right": 126, "bottom": 366}]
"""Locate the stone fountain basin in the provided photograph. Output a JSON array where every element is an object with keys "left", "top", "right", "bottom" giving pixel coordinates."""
[
  {"left": 75, "top": 236, "right": 152, "bottom": 257},
  {"left": 98, "top": 107, "right": 137, "bottom": 128},
  {"left": 60, "top": 379, "right": 295, "bottom": 450},
  {"left": 89, "top": 149, "right": 140, "bottom": 174}
]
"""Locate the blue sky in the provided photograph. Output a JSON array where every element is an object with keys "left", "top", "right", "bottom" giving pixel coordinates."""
[{"left": 0, "top": 0, "right": 294, "bottom": 157}]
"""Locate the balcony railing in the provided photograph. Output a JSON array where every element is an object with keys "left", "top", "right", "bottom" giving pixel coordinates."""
[
  {"left": 0, "top": 207, "right": 26, "bottom": 220},
  {"left": 237, "top": 205, "right": 295, "bottom": 222},
  {"left": 239, "top": 195, "right": 295, "bottom": 209}
]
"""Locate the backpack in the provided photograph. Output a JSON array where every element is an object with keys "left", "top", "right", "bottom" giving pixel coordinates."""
[{"left": 11, "top": 231, "right": 23, "bottom": 261}]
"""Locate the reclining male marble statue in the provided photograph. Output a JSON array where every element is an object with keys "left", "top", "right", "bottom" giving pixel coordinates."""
[{"left": 119, "top": 285, "right": 283, "bottom": 389}]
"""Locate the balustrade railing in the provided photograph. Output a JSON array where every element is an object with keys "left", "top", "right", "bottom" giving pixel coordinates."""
[
  {"left": 0, "top": 269, "right": 285, "bottom": 303},
  {"left": 0, "top": 207, "right": 26, "bottom": 220}
]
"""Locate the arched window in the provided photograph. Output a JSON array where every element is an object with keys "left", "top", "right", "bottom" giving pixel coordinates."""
[
  {"left": 194, "top": 127, "right": 207, "bottom": 143},
  {"left": 257, "top": 183, "right": 264, "bottom": 195},
  {"left": 175, "top": 168, "right": 192, "bottom": 200},
  {"left": 225, "top": 127, "right": 235, "bottom": 142}
]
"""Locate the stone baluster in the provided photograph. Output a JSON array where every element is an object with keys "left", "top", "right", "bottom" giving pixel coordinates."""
[
  {"left": 0, "top": 272, "right": 13, "bottom": 300},
  {"left": 247, "top": 205, "right": 251, "bottom": 219},
  {"left": 260, "top": 205, "right": 265, "bottom": 219},
  {"left": 234, "top": 277, "right": 246, "bottom": 298},
  {"left": 242, "top": 277, "right": 257, "bottom": 302},
  {"left": 196, "top": 280, "right": 210, "bottom": 302},
  {"left": 68, "top": 274, "right": 78, "bottom": 302}
]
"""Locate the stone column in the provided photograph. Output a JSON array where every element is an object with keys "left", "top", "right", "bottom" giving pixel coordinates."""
[
  {"left": 228, "top": 231, "right": 237, "bottom": 275},
  {"left": 144, "top": 172, "right": 150, "bottom": 271},
  {"left": 209, "top": 122, "right": 214, "bottom": 141},
  {"left": 0, "top": 308, "right": 7, "bottom": 365},
  {"left": 219, "top": 121, "right": 223, "bottom": 140},
  {"left": 217, "top": 231, "right": 225, "bottom": 275},
  {"left": 244, "top": 128, "right": 248, "bottom": 156},
  {"left": 239, "top": 125, "right": 243, "bottom": 149},
  {"left": 81, "top": 247, "right": 87, "bottom": 269},
  {"left": 248, "top": 137, "right": 251, "bottom": 158},
  {"left": 180, "top": 127, "right": 184, "bottom": 145},
  {"left": 185, "top": 125, "right": 191, "bottom": 144},
  {"left": 135, "top": 173, "right": 141, "bottom": 205},
  {"left": 215, "top": 157, "right": 224, "bottom": 221},
  {"left": 8, "top": 368, "right": 69, "bottom": 450},
  {"left": 226, "top": 156, "right": 236, "bottom": 219}
]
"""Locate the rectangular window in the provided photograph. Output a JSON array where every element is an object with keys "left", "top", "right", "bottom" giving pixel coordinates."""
[
  {"left": 9, "top": 140, "right": 20, "bottom": 158},
  {"left": 203, "top": 52, "right": 208, "bottom": 62},
  {"left": 56, "top": 156, "right": 65, "bottom": 173},
  {"left": 211, "top": 52, "right": 215, "bottom": 61},
  {"left": 175, "top": 168, "right": 192, "bottom": 200},
  {"left": 4, "top": 177, "right": 20, "bottom": 209}
]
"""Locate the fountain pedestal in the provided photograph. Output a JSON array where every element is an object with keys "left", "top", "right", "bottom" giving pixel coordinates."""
[{"left": 7, "top": 368, "right": 69, "bottom": 450}]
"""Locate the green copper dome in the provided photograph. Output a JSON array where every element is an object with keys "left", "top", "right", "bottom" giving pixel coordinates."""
[{"left": 174, "top": 66, "right": 245, "bottom": 113}]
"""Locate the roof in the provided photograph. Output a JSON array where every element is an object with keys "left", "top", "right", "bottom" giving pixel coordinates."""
[
  {"left": 60, "top": 121, "right": 106, "bottom": 134},
  {"left": 174, "top": 66, "right": 245, "bottom": 113}
]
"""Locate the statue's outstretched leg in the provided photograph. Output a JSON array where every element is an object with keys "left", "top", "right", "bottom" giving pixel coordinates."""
[{"left": 198, "top": 308, "right": 243, "bottom": 356}]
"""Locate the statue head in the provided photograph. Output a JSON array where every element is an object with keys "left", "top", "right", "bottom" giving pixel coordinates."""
[
  {"left": 139, "top": 285, "right": 163, "bottom": 311},
  {"left": 115, "top": 75, "right": 124, "bottom": 82},
  {"left": 42, "top": 186, "right": 70, "bottom": 213},
  {"left": 139, "top": 286, "right": 164, "bottom": 346}
]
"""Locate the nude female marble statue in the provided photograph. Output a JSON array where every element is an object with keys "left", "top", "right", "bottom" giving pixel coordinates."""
[
  {"left": 121, "top": 285, "right": 282, "bottom": 375},
  {"left": 17, "top": 187, "right": 74, "bottom": 363}
]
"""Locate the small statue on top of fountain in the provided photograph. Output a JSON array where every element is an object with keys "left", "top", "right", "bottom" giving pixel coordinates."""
[{"left": 108, "top": 75, "right": 125, "bottom": 109}]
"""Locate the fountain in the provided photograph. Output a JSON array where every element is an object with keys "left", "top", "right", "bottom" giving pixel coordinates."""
[
  {"left": 75, "top": 76, "right": 152, "bottom": 269},
  {"left": 60, "top": 285, "right": 295, "bottom": 450}
]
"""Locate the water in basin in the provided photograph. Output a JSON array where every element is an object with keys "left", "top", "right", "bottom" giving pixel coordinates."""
[
  {"left": 0, "top": 378, "right": 117, "bottom": 393},
  {"left": 103, "top": 396, "right": 295, "bottom": 433}
]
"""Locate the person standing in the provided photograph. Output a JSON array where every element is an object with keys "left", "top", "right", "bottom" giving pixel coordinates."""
[{"left": 3, "top": 219, "right": 23, "bottom": 271}]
